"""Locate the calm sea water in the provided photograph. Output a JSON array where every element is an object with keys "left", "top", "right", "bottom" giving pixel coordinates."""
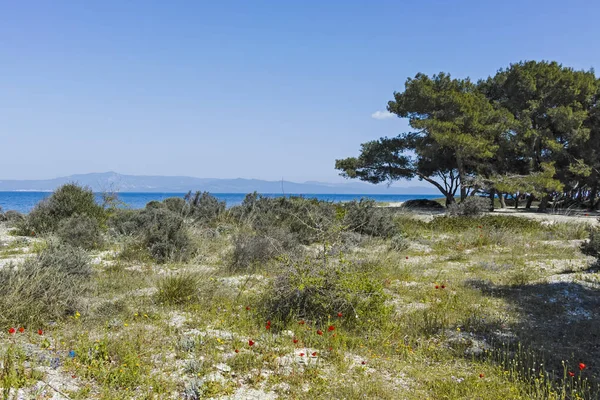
[{"left": 0, "top": 192, "right": 439, "bottom": 214}]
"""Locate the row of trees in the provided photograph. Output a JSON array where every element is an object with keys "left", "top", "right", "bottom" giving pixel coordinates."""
[{"left": 336, "top": 61, "right": 600, "bottom": 210}]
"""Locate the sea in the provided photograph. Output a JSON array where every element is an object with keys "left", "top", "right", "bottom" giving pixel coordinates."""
[{"left": 0, "top": 192, "right": 439, "bottom": 214}]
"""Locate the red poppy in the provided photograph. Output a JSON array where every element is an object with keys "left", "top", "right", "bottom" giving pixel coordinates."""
[
  {"left": 329, "top": 347, "right": 333, "bottom": 351},
  {"left": 435, "top": 285, "right": 439, "bottom": 289},
  {"left": 248, "top": 339, "right": 255, "bottom": 347},
  {"left": 8, "top": 327, "right": 15, "bottom": 335},
  {"left": 361, "top": 361, "right": 367, "bottom": 365},
  {"left": 18, "top": 327, "right": 24, "bottom": 333},
  {"left": 579, "top": 363, "right": 586, "bottom": 371},
  {"left": 568, "top": 371, "right": 575, "bottom": 377},
  {"left": 299, "top": 353, "right": 305, "bottom": 357},
  {"left": 293, "top": 338, "right": 299, "bottom": 344},
  {"left": 405, "top": 256, "right": 409, "bottom": 260},
  {"left": 245, "top": 306, "right": 251, "bottom": 311},
  {"left": 328, "top": 325, "right": 335, "bottom": 332},
  {"left": 312, "top": 352, "right": 317, "bottom": 357},
  {"left": 337, "top": 312, "right": 343, "bottom": 318},
  {"left": 298, "top": 320, "right": 305, "bottom": 325},
  {"left": 265, "top": 324, "right": 271, "bottom": 330},
  {"left": 479, "top": 373, "right": 484, "bottom": 378},
  {"left": 478, "top": 226, "right": 482, "bottom": 229},
  {"left": 235, "top": 349, "right": 239, "bottom": 353},
  {"left": 71, "top": 375, "right": 76, "bottom": 379},
  {"left": 38, "top": 329, "right": 43, "bottom": 336},
  {"left": 441, "top": 285, "right": 446, "bottom": 289},
  {"left": 585, "top": 213, "right": 589, "bottom": 217},
  {"left": 317, "top": 329, "right": 323, "bottom": 335}
]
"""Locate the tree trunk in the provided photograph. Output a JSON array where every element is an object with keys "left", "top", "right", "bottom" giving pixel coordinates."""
[
  {"left": 445, "top": 194, "right": 456, "bottom": 207},
  {"left": 538, "top": 194, "right": 550, "bottom": 212},
  {"left": 489, "top": 189, "right": 496, "bottom": 212},
  {"left": 515, "top": 194, "right": 519, "bottom": 209},
  {"left": 589, "top": 184, "right": 597, "bottom": 211},
  {"left": 525, "top": 195, "right": 534, "bottom": 209},
  {"left": 499, "top": 193, "right": 506, "bottom": 209}
]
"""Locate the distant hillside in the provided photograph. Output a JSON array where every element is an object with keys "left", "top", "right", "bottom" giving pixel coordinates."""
[{"left": 0, "top": 172, "right": 438, "bottom": 195}]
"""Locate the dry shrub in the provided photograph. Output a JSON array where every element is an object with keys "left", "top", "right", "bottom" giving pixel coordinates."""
[
  {"left": 0, "top": 244, "right": 91, "bottom": 326},
  {"left": 56, "top": 213, "right": 104, "bottom": 250}
]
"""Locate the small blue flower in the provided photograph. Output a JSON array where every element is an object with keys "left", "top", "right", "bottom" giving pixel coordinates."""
[{"left": 68, "top": 350, "right": 76, "bottom": 358}]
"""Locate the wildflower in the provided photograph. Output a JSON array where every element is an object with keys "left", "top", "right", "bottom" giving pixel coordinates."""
[
  {"left": 479, "top": 373, "right": 484, "bottom": 378},
  {"left": 68, "top": 350, "right": 76, "bottom": 358},
  {"left": 435, "top": 285, "right": 439, "bottom": 289},
  {"left": 312, "top": 352, "right": 317, "bottom": 357},
  {"left": 245, "top": 306, "right": 251, "bottom": 311},
  {"left": 8, "top": 327, "right": 15, "bottom": 335},
  {"left": 266, "top": 321, "right": 271, "bottom": 330},
  {"left": 361, "top": 361, "right": 367, "bottom": 365},
  {"left": 293, "top": 338, "right": 299, "bottom": 344},
  {"left": 235, "top": 349, "right": 239, "bottom": 353},
  {"left": 328, "top": 325, "right": 335, "bottom": 332},
  {"left": 337, "top": 312, "right": 343, "bottom": 318},
  {"left": 317, "top": 329, "right": 323, "bottom": 335},
  {"left": 441, "top": 285, "right": 446, "bottom": 289},
  {"left": 299, "top": 353, "right": 305, "bottom": 357},
  {"left": 478, "top": 226, "right": 482, "bottom": 229},
  {"left": 298, "top": 320, "right": 305, "bottom": 325},
  {"left": 329, "top": 347, "right": 333, "bottom": 351},
  {"left": 569, "top": 371, "right": 575, "bottom": 377},
  {"left": 248, "top": 339, "right": 255, "bottom": 347},
  {"left": 38, "top": 329, "right": 43, "bottom": 335},
  {"left": 405, "top": 256, "right": 409, "bottom": 260},
  {"left": 579, "top": 363, "right": 586, "bottom": 371},
  {"left": 18, "top": 327, "right": 24, "bottom": 333}
]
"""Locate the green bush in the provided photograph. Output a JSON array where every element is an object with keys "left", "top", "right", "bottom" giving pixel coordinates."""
[
  {"left": 230, "top": 228, "right": 300, "bottom": 271},
  {"left": 156, "top": 272, "right": 201, "bottom": 305},
  {"left": 163, "top": 197, "right": 187, "bottom": 215},
  {"left": 341, "top": 199, "right": 398, "bottom": 238},
  {"left": 109, "top": 208, "right": 193, "bottom": 263},
  {"left": 185, "top": 191, "right": 226, "bottom": 225},
  {"left": 261, "top": 258, "right": 391, "bottom": 327},
  {"left": 56, "top": 213, "right": 104, "bottom": 250},
  {"left": 401, "top": 198, "right": 445, "bottom": 210},
  {"left": 0, "top": 244, "right": 91, "bottom": 326},
  {"left": 16, "top": 183, "right": 106, "bottom": 235},
  {"left": 582, "top": 224, "right": 600, "bottom": 260},
  {"left": 4, "top": 210, "right": 25, "bottom": 225},
  {"left": 389, "top": 234, "right": 410, "bottom": 252},
  {"left": 140, "top": 208, "right": 193, "bottom": 263},
  {"left": 447, "top": 196, "right": 490, "bottom": 216}
]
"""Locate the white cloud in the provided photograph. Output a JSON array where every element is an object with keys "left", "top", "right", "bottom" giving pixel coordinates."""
[{"left": 371, "top": 110, "right": 395, "bottom": 120}]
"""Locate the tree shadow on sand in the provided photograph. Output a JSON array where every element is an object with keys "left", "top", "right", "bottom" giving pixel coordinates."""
[{"left": 467, "top": 276, "right": 600, "bottom": 390}]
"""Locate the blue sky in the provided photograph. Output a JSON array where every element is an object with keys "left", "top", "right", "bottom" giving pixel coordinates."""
[{"left": 1, "top": 0, "right": 598, "bottom": 184}]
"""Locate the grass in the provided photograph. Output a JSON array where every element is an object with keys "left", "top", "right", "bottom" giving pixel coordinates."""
[{"left": 0, "top": 211, "right": 598, "bottom": 399}]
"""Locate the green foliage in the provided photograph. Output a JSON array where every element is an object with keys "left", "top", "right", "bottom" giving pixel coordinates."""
[
  {"left": 401, "top": 199, "right": 445, "bottom": 210},
  {"left": 56, "top": 213, "right": 104, "bottom": 250},
  {"left": 184, "top": 191, "right": 226, "bottom": 225},
  {"left": 581, "top": 224, "right": 600, "bottom": 260},
  {"left": 230, "top": 228, "right": 300, "bottom": 271},
  {"left": 109, "top": 207, "right": 193, "bottom": 263},
  {"left": 447, "top": 196, "right": 490, "bottom": 216},
  {"left": 389, "top": 234, "right": 410, "bottom": 252},
  {"left": 261, "top": 257, "right": 391, "bottom": 328},
  {"left": 341, "top": 199, "right": 398, "bottom": 238},
  {"left": 0, "top": 244, "right": 91, "bottom": 326},
  {"left": 156, "top": 272, "right": 201, "bottom": 305},
  {"left": 16, "top": 183, "right": 106, "bottom": 235}
]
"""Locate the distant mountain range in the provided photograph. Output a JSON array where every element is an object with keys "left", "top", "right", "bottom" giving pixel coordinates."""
[{"left": 0, "top": 172, "right": 438, "bottom": 195}]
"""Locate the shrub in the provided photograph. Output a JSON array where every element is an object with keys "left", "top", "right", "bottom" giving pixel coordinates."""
[
  {"left": 4, "top": 210, "right": 25, "bottom": 225},
  {"left": 447, "top": 196, "right": 490, "bottom": 217},
  {"left": 342, "top": 199, "right": 398, "bottom": 238},
  {"left": 389, "top": 234, "right": 410, "bottom": 252},
  {"left": 109, "top": 208, "right": 193, "bottom": 263},
  {"left": 261, "top": 258, "right": 391, "bottom": 327},
  {"left": 185, "top": 191, "right": 226, "bottom": 225},
  {"left": 156, "top": 272, "right": 201, "bottom": 305},
  {"left": 163, "top": 197, "right": 187, "bottom": 215},
  {"left": 402, "top": 199, "right": 445, "bottom": 210},
  {"left": 0, "top": 244, "right": 91, "bottom": 326},
  {"left": 140, "top": 208, "right": 193, "bottom": 263},
  {"left": 581, "top": 224, "right": 600, "bottom": 260},
  {"left": 230, "top": 228, "right": 300, "bottom": 271},
  {"left": 56, "top": 213, "right": 104, "bottom": 250},
  {"left": 16, "top": 183, "right": 106, "bottom": 235}
]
